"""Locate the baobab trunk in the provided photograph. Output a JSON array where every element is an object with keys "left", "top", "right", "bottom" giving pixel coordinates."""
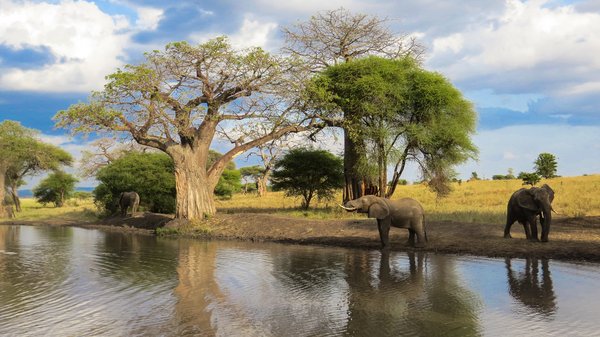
[{"left": 172, "top": 151, "right": 216, "bottom": 219}]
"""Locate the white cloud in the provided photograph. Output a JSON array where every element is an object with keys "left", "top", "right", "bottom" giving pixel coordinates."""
[
  {"left": 428, "top": 0, "right": 600, "bottom": 97},
  {"left": 133, "top": 5, "right": 163, "bottom": 31},
  {"left": 190, "top": 14, "right": 278, "bottom": 50},
  {"left": 0, "top": 0, "right": 130, "bottom": 92}
]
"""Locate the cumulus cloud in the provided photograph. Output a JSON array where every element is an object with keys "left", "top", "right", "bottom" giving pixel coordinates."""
[
  {"left": 428, "top": 0, "right": 600, "bottom": 97},
  {"left": 190, "top": 14, "right": 279, "bottom": 50},
  {"left": 0, "top": 0, "right": 130, "bottom": 92}
]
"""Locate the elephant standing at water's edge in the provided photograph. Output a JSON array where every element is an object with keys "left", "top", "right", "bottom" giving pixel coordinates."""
[
  {"left": 504, "top": 184, "right": 554, "bottom": 242},
  {"left": 340, "top": 195, "right": 427, "bottom": 249}
]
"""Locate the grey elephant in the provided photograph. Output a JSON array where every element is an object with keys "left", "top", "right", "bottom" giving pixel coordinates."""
[
  {"left": 341, "top": 195, "right": 427, "bottom": 248},
  {"left": 119, "top": 191, "right": 140, "bottom": 217},
  {"left": 504, "top": 184, "right": 554, "bottom": 242}
]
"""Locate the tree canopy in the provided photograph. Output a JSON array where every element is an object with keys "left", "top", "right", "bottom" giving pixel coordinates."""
[
  {"left": 55, "top": 37, "right": 322, "bottom": 219},
  {"left": 534, "top": 153, "right": 558, "bottom": 179},
  {"left": 271, "top": 148, "right": 344, "bottom": 210},
  {"left": 311, "top": 56, "right": 478, "bottom": 197},
  {"left": 33, "top": 170, "right": 78, "bottom": 207}
]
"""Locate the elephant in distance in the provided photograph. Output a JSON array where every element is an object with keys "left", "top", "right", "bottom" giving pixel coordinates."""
[
  {"left": 504, "top": 184, "right": 554, "bottom": 242},
  {"left": 119, "top": 191, "right": 140, "bottom": 217},
  {"left": 341, "top": 195, "right": 427, "bottom": 249}
]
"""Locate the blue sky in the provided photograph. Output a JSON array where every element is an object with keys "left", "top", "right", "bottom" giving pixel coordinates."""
[{"left": 0, "top": 0, "right": 599, "bottom": 187}]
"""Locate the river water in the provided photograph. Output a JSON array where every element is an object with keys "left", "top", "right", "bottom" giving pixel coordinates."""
[{"left": 1, "top": 225, "right": 600, "bottom": 337}]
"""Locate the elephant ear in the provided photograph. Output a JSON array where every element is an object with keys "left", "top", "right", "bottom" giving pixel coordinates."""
[
  {"left": 517, "top": 190, "right": 539, "bottom": 211},
  {"left": 541, "top": 184, "right": 555, "bottom": 203},
  {"left": 368, "top": 198, "right": 390, "bottom": 219}
]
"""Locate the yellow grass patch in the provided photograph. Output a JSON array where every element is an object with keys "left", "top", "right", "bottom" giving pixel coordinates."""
[{"left": 217, "top": 175, "right": 600, "bottom": 224}]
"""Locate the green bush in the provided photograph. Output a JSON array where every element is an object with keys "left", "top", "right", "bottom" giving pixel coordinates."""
[
  {"left": 33, "top": 170, "right": 78, "bottom": 207},
  {"left": 94, "top": 152, "right": 176, "bottom": 214}
]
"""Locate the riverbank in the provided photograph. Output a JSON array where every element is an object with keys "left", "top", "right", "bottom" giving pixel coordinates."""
[{"left": 4, "top": 212, "right": 600, "bottom": 262}]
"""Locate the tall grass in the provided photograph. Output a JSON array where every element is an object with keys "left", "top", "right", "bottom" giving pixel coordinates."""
[{"left": 216, "top": 175, "right": 600, "bottom": 224}]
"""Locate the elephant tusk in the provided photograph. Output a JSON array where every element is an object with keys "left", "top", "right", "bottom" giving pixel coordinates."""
[{"left": 339, "top": 204, "right": 357, "bottom": 211}]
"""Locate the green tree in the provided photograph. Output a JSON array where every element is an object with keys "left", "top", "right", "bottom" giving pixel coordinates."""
[
  {"left": 520, "top": 172, "right": 541, "bottom": 186},
  {"left": 0, "top": 121, "right": 72, "bottom": 216},
  {"left": 6, "top": 141, "right": 72, "bottom": 212},
  {"left": 534, "top": 153, "right": 558, "bottom": 178},
  {"left": 55, "top": 37, "right": 322, "bottom": 220},
  {"left": 271, "top": 148, "right": 344, "bottom": 210},
  {"left": 33, "top": 170, "right": 78, "bottom": 207},
  {"left": 214, "top": 169, "right": 242, "bottom": 199},
  {"left": 311, "top": 56, "right": 477, "bottom": 197},
  {"left": 240, "top": 165, "right": 264, "bottom": 193},
  {"left": 94, "top": 152, "right": 176, "bottom": 214},
  {"left": 283, "top": 8, "right": 425, "bottom": 202}
]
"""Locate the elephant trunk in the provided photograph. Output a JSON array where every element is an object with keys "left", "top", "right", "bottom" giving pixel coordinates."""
[{"left": 541, "top": 203, "right": 552, "bottom": 242}]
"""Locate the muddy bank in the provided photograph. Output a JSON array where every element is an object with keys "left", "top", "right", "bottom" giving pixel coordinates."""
[{"left": 3, "top": 213, "right": 600, "bottom": 262}]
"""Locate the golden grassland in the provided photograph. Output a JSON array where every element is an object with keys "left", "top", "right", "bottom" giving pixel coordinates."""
[
  {"left": 4, "top": 174, "right": 599, "bottom": 224},
  {"left": 216, "top": 174, "right": 600, "bottom": 224}
]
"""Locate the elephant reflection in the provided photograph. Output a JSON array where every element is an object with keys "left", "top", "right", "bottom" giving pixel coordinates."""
[
  {"left": 505, "top": 257, "right": 556, "bottom": 316},
  {"left": 344, "top": 250, "right": 426, "bottom": 335}
]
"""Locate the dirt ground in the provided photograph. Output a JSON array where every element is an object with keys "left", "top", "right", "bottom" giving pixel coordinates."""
[{"left": 4, "top": 213, "right": 600, "bottom": 262}]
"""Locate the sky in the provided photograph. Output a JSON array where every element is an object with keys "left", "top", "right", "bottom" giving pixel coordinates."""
[{"left": 0, "top": 0, "right": 599, "bottom": 188}]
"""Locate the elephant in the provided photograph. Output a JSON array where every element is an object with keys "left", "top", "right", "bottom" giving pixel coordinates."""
[
  {"left": 340, "top": 195, "right": 427, "bottom": 248},
  {"left": 119, "top": 191, "right": 140, "bottom": 217},
  {"left": 504, "top": 184, "right": 554, "bottom": 242}
]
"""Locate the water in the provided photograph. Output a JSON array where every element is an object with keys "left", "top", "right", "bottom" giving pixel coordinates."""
[{"left": 1, "top": 225, "right": 600, "bottom": 337}]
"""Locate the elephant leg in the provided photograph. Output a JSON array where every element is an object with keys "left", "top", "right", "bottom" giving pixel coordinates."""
[
  {"left": 504, "top": 220, "right": 514, "bottom": 238},
  {"left": 504, "top": 209, "right": 517, "bottom": 238},
  {"left": 377, "top": 219, "right": 391, "bottom": 249},
  {"left": 519, "top": 220, "right": 532, "bottom": 239},
  {"left": 407, "top": 229, "right": 416, "bottom": 246},
  {"left": 528, "top": 217, "right": 539, "bottom": 242},
  {"left": 412, "top": 219, "right": 426, "bottom": 248}
]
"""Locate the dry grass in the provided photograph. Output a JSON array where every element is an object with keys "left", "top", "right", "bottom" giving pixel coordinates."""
[
  {"left": 216, "top": 175, "right": 600, "bottom": 224},
  {"left": 6, "top": 198, "right": 98, "bottom": 222},
  {"left": 5, "top": 175, "right": 598, "bottom": 225}
]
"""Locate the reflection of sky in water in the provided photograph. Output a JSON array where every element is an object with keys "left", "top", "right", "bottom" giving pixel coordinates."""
[
  {"left": 3, "top": 225, "right": 600, "bottom": 337},
  {"left": 459, "top": 256, "right": 600, "bottom": 336}
]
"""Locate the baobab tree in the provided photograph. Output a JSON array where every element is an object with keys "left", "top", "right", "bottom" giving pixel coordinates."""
[{"left": 55, "top": 37, "right": 322, "bottom": 220}]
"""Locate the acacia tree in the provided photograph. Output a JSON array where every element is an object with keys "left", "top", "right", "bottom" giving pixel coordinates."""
[
  {"left": 0, "top": 121, "right": 72, "bottom": 216},
  {"left": 33, "top": 170, "right": 78, "bottom": 207},
  {"left": 271, "top": 148, "right": 344, "bottom": 210},
  {"left": 55, "top": 38, "right": 320, "bottom": 219},
  {"left": 534, "top": 153, "right": 558, "bottom": 179},
  {"left": 312, "top": 56, "right": 478, "bottom": 197},
  {"left": 282, "top": 7, "right": 425, "bottom": 202},
  {"left": 6, "top": 142, "right": 72, "bottom": 212}
]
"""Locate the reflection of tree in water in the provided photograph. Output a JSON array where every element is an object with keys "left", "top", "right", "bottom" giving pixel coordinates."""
[
  {"left": 344, "top": 251, "right": 482, "bottom": 336},
  {"left": 344, "top": 250, "right": 426, "bottom": 336},
  {"left": 97, "top": 231, "right": 179, "bottom": 286},
  {"left": 505, "top": 257, "right": 556, "bottom": 317},
  {"left": 418, "top": 255, "right": 482, "bottom": 337}
]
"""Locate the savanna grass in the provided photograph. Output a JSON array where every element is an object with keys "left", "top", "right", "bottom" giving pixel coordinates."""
[{"left": 216, "top": 175, "right": 600, "bottom": 224}]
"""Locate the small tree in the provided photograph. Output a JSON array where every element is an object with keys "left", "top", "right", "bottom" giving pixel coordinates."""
[
  {"left": 271, "top": 148, "right": 344, "bottom": 210},
  {"left": 33, "top": 171, "right": 78, "bottom": 207},
  {"left": 520, "top": 172, "right": 541, "bottom": 186},
  {"left": 534, "top": 153, "right": 558, "bottom": 179},
  {"left": 240, "top": 166, "right": 264, "bottom": 193},
  {"left": 470, "top": 172, "right": 480, "bottom": 181}
]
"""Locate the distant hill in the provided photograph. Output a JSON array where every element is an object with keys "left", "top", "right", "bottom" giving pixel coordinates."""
[{"left": 18, "top": 187, "right": 95, "bottom": 198}]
